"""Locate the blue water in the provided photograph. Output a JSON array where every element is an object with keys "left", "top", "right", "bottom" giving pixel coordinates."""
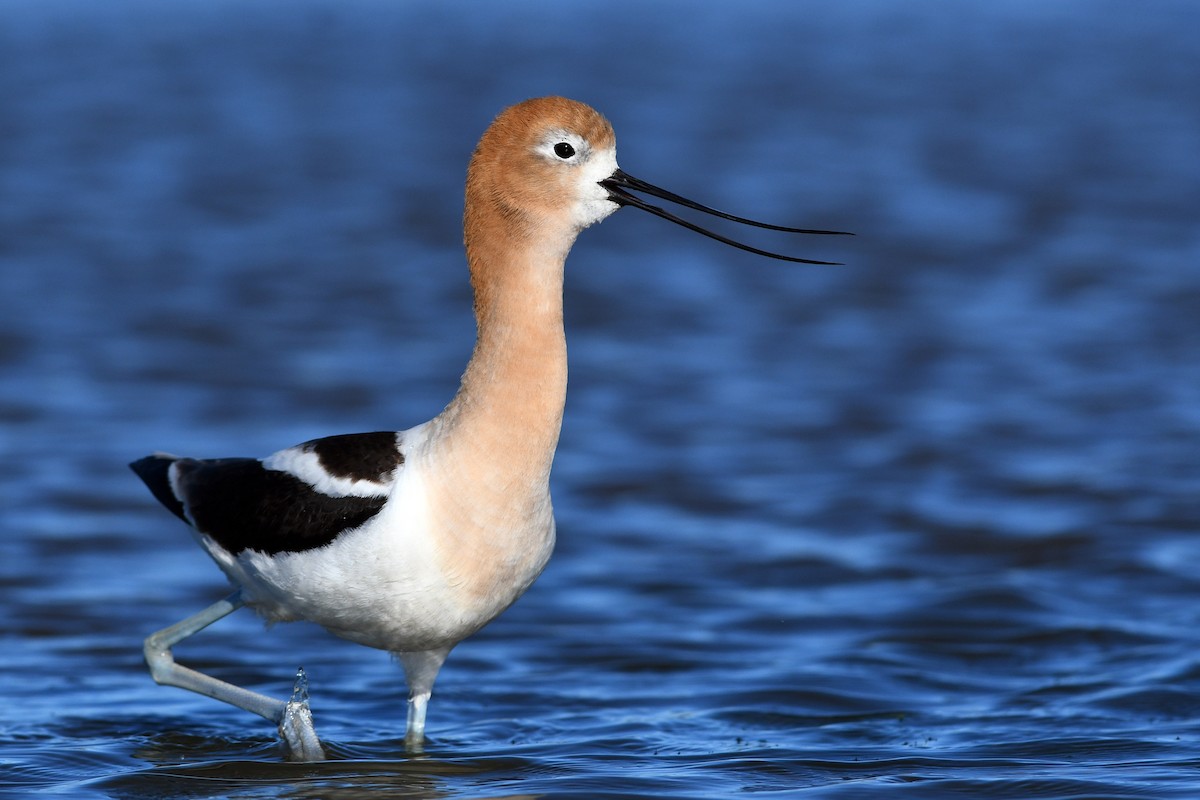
[{"left": 2, "top": 1, "right": 1199, "bottom": 797}]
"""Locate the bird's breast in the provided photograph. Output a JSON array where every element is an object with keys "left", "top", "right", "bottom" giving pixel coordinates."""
[{"left": 219, "top": 454, "right": 555, "bottom": 652}]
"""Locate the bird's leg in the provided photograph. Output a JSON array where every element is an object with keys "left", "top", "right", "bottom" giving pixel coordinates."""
[
  {"left": 143, "top": 591, "right": 283, "bottom": 720},
  {"left": 405, "top": 690, "right": 431, "bottom": 750},
  {"left": 398, "top": 648, "right": 450, "bottom": 750},
  {"left": 143, "top": 590, "right": 325, "bottom": 761}
]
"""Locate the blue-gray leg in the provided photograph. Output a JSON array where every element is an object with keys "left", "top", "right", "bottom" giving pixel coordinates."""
[
  {"left": 398, "top": 648, "right": 450, "bottom": 750},
  {"left": 143, "top": 591, "right": 325, "bottom": 761}
]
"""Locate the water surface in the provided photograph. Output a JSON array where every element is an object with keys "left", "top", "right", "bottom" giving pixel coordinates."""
[{"left": 2, "top": 1, "right": 1199, "bottom": 797}]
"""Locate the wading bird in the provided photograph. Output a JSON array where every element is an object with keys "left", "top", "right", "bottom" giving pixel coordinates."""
[{"left": 131, "top": 96, "right": 849, "bottom": 760}]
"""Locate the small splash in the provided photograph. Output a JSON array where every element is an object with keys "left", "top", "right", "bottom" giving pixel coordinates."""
[
  {"left": 278, "top": 666, "right": 325, "bottom": 762},
  {"left": 289, "top": 666, "right": 311, "bottom": 706}
]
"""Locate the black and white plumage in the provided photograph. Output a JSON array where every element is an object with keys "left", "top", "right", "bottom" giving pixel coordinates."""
[
  {"left": 131, "top": 431, "right": 402, "bottom": 557},
  {"left": 131, "top": 426, "right": 507, "bottom": 650}
]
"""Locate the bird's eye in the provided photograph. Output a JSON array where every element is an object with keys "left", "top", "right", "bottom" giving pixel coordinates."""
[{"left": 553, "top": 142, "right": 575, "bottom": 159}]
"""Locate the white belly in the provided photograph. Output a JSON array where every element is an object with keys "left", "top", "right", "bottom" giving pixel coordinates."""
[{"left": 199, "top": 464, "right": 556, "bottom": 653}]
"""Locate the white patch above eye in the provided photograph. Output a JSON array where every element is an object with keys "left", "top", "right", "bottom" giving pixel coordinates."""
[{"left": 536, "top": 130, "right": 589, "bottom": 164}]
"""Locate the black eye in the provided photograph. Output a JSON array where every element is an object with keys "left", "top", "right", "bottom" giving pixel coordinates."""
[{"left": 553, "top": 142, "right": 575, "bottom": 159}]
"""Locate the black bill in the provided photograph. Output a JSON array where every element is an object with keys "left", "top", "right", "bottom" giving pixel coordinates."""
[{"left": 599, "top": 168, "right": 851, "bottom": 265}]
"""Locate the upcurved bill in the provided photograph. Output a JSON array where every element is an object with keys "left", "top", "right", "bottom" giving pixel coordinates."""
[{"left": 599, "top": 168, "right": 851, "bottom": 265}]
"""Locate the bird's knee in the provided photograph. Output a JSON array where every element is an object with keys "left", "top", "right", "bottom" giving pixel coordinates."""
[{"left": 143, "top": 634, "right": 176, "bottom": 685}]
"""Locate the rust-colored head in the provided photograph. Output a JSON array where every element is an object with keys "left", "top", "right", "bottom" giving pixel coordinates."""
[
  {"left": 465, "top": 97, "right": 619, "bottom": 255},
  {"left": 463, "top": 96, "right": 851, "bottom": 281}
]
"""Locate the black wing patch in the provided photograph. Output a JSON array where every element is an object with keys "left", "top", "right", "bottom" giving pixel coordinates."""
[
  {"left": 130, "top": 455, "right": 188, "bottom": 523},
  {"left": 301, "top": 431, "right": 404, "bottom": 484},
  {"left": 130, "top": 454, "right": 386, "bottom": 556}
]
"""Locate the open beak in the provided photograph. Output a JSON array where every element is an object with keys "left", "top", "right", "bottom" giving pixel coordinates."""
[{"left": 598, "top": 168, "right": 851, "bottom": 265}]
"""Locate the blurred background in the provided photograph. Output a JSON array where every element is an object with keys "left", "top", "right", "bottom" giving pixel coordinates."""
[{"left": 1, "top": 1, "right": 1198, "bottom": 797}]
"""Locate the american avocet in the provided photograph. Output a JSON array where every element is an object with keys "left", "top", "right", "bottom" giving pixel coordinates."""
[{"left": 131, "top": 96, "right": 849, "bottom": 760}]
